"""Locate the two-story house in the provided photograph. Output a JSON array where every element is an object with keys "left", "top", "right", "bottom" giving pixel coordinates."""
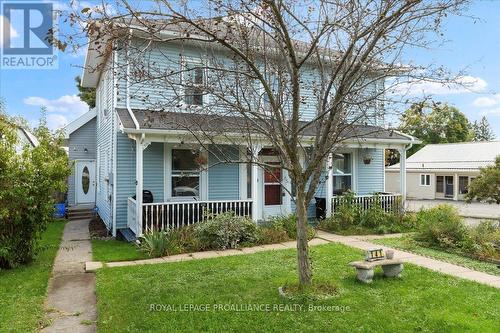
[{"left": 65, "top": 22, "right": 416, "bottom": 240}]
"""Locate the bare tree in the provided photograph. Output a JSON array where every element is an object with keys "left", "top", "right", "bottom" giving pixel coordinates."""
[{"left": 62, "top": 0, "right": 467, "bottom": 288}]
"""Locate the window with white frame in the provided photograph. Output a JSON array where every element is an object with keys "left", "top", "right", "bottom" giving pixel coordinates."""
[
  {"left": 332, "top": 153, "right": 352, "bottom": 195},
  {"left": 171, "top": 149, "right": 200, "bottom": 198},
  {"left": 183, "top": 61, "right": 205, "bottom": 106},
  {"left": 420, "top": 174, "right": 431, "bottom": 186}
]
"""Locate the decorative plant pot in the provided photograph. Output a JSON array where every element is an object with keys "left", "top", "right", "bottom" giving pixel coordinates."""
[{"left": 363, "top": 157, "right": 372, "bottom": 164}]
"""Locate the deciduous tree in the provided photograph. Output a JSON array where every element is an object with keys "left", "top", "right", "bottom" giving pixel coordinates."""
[{"left": 61, "top": 0, "right": 467, "bottom": 288}]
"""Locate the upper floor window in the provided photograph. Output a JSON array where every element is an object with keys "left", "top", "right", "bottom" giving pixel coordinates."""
[{"left": 183, "top": 62, "right": 205, "bottom": 106}]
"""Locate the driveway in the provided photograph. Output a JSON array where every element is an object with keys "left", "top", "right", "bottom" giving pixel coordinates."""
[{"left": 406, "top": 199, "right": 500, "bottom": 220}]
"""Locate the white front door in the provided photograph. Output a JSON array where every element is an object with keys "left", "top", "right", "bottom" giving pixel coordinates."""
[
  {"left": 262, "top": 161, "right": 286, "bottom": 219},
  {"left": 76, "top": 160, "right": 96, "bottom": 204}
]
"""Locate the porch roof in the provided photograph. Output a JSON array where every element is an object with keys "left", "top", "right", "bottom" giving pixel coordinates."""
[{"left": 116, "top": 108, "right": 416, "bottom": 144}]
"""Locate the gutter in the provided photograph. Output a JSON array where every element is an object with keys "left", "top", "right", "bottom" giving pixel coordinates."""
[
  {"left": 126, "top": 29, "right": 140, "bottom": 130},
  {"left": 393, "top": 130, "right": 418, "bottom": 151}
]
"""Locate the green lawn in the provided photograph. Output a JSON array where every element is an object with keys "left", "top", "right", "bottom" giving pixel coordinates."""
[
  {"left": 374, "top": 237, "right": 500, "bottom": 276},
  {"left": 92, "top": 239, "right": 149, "bottom": 262},
  {"left": 96, "top": 243, "right": 500, "bottom": 332},
  {"left": 0, "top": 220, "right": 66, "bottom": 332}
]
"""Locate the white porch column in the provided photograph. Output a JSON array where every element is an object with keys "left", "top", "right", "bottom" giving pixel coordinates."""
[
  {"left": 326, "top": 153, "right": 333, "bottom": 218},
  {"left": 453, "top": 173, "right": 459, "bottom": 201},
  {"left": 399, "top": 148, "right": 407, "bottom": 202},
  {"left": 251, "top": 144, "right": 262, "bottom": 222},
  {"left": 282, "top": 169, "right": 292, "bottom": 215},
  {"left": 136, "top": 138, "right": 150, "bottom": 235}
]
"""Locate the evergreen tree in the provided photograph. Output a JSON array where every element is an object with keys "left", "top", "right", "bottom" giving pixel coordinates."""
[
  {"left": 472, "top": 116, "right": 495, "bottom": 141},
  {"left": 75, "top": 76, "right": 96, "bottom": 108}
]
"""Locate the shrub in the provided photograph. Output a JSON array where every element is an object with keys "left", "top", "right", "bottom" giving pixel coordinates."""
[
  {"left": 360, "top": 198, "right": 387, "bottom": 229},
  {"left": 0, "top": 117, "right": 70, "bottom": 269},
  {"left": 168, "top": 225, "right": 201, "bottom": 253},
  {"left": 257, "top": 227, "right": 290, "bottom": 245},
  {"left": 466, "top": 221, "right": 500, "bottom": 259},
  {"left": 195, "top": 211, "right": 260, "bottom": 250},
  {"left": 414, "top": 204, "right": 470, "bottom": 250},
  {"left": 139, "top": 229, "right": 180, "bottom": 257},
  {"left": 265, "top": 214, "right": 316, "bottom": 240}
]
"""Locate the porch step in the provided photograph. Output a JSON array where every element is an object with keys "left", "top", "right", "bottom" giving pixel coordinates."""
[
  {"left": 117, "top": 228, "right": 137, "bottom": 242},
  {"left": 67, "top": 206, "right": 95, "bottom": 221}
]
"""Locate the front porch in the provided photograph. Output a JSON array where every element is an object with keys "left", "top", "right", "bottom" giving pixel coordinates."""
[{"left": 122, "top": 135, "right": 408, "bottom": 237}]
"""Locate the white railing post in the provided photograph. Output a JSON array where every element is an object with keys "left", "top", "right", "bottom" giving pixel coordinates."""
[
  {"left": 136, "top": 139, "right": 150, "bottom": 236},
  {"left": 251, "top": 144, "right": 262, "bottom": 222},
  {"left": 399, "top": 148, "right": 407, "bottom": 203}
]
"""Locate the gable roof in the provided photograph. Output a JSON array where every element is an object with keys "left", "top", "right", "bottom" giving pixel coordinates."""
[
  {"left": 116, "top": 108, "right": 417, "bottom": 144},
  {"left": 388, "top": 141, "right": 500, "bottom": 171},
  {"left": 63, "top": 108, "right": 96, "bottom": 139}
]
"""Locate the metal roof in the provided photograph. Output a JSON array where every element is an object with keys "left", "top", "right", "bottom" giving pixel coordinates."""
[{"left": 388, "top": 141, "right": 500, "bottom": 171}]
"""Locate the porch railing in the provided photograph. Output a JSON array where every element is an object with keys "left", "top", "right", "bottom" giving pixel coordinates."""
[
  {"left": 128, "top": 199, "right": 253, "bottom": 235},
  {"left": 331, "top": 194, "right": 402, "bottom": 215}
]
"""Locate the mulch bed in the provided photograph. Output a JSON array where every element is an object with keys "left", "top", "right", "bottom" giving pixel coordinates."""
[{"left": 89, "top": 216, "right": 111, "bottom": 239}]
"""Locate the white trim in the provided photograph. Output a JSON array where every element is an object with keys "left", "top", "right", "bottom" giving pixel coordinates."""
[
  {"left": 419, "top": 173, "right": 431, "bottom": 186},
  {"left": 63, "top": 109, "right": 97, "bottom": 138},
  {"left": 163, "top": 143, "right": 168, "bottom": 200},
  {"left": 239, "top": 148, "right": 247, "bottom": 200},
  {"left": 122, "top": 128, "right": 417, "bottom": 146},
  {"left": 112, "top": 112, "right": 117, "bottom": 236},
  {"left": 165, "top": 144, "right": 173, "bottom": 199}
]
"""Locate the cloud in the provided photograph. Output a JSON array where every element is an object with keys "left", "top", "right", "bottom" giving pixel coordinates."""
[
  {"left": 479, "top": 108, "right": 500, "bottom": 117},
  {"left": 23, "top": 95, "right": 89, "bottom": 116},
  {"left": 393, "top": 76, "right": 487, "bottom": 96},
  {"left": 472, "top": 93, "right": 500, "bottom": 108},
  {"left": 47, "top": 114, "right": 69, "bottom": 130},
  {"left": 0, "top": 15, "right": 19, "bottom": 46}
]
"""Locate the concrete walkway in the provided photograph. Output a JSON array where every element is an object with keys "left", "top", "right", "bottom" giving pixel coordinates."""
[
  {"left": 316, "top": 230, "right": 500, "bottom": 289},
  {"left": 85, "top": 238, "right": 330, "bottom": 271},
  {"left": 42, "top": 219, "right": 97, "bottom": 333}
]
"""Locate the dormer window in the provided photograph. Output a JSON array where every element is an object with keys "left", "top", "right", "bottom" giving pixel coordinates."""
[{"left": 183, "top": 62, "right": 205, "bottom": 106}]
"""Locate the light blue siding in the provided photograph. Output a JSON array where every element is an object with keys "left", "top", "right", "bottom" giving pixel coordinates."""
[
  {"left": 356, "top": 148, "right": 385, "bottom": 194},
  {"left": 115, "top": 139, "right": 165, "bottom": 229},
  {"left": 115, "top": 132, "right": 136, "bottom": 229},
  {"left": 208, "top": 145, "right": 240, "bottom": 200},
  {"left": 115, "top": 40, "right": 382, "bottom": 125},
  {"left": 144, "top": 143, "right": 164, "bottom": 202},
  {"left": 68, "top": 117, "right": 96, "bottom": 206},
  {"left": 95, "top": 62, "right": 115, "bottom": 229}
]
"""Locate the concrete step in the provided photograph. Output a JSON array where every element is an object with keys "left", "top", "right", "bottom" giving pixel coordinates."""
[{"left": 67, "top": 210, "right": 95, "bottom": 221}]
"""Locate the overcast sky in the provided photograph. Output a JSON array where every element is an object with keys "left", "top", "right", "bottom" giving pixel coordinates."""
[{"left": 0, "top": 1, "right": 499, "bottom": 138}]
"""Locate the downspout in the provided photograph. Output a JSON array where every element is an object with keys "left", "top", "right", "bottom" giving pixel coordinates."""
[
  {"left": 394, "top": 130, "right": 415, "bottom": 151},
  {"left": 126, "top": 29, "right": 140, "bottom": 130}
]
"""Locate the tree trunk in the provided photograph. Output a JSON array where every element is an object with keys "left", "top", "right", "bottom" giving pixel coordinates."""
[{"left": 295, "top": 187, "right": 312, "bottom": 288}]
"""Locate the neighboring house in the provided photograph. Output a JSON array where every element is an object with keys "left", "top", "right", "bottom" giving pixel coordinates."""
[
  {"left": 63, "top": 109, "right": 97, "bottom": 206},
  {"left": 77, "top": 24, "right": 417, "bottom": 239},
  {"left": 386, "top": 141, "right": 500, "bottom": 201},
  {"left": 15, "top": 126, "right": 38, "bottom": 153}
]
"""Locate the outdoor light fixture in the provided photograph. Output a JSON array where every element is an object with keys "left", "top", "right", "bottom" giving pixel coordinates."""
[
  {"left": 363, "top": 150, "right": 372, "bottom": 164},
  {"left": 84, "top": 148, "right": 88, "bottom": 153}
]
